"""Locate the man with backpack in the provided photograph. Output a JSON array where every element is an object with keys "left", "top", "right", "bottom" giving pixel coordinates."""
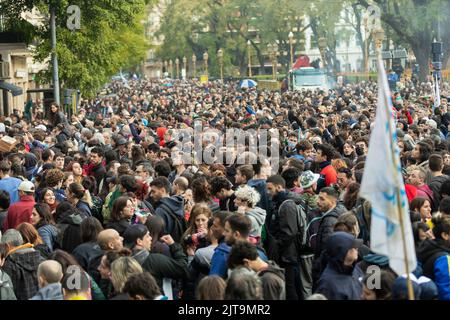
[
  {"left": 149, "top": 177, "right": 186, "bottom": 243},
  {"left": 266, "top": 175, "right": 305, "bottom": 300}
]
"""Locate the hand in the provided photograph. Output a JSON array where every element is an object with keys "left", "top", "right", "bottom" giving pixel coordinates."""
[{"left": 160, "top": 235, "right": 175, "bottom": 246}]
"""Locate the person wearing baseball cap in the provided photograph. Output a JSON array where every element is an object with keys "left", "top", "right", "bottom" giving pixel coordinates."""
[
  {"left": 315, "top": 232, "right": 364, "bottom": 300},
  {"left": 3, "top": 181, "right": 36, "bottom": 230}
]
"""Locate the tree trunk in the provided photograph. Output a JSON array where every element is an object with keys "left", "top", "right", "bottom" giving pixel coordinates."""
[{"left": 413, "top": 45, "right": 429, "bottom": 82}]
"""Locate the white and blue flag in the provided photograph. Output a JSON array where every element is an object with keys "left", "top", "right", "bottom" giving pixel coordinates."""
[
  {"left": 434, "top": 74, "right": 440, "bottom": 111},
  {"left": 359, "top": 57, "right": 417, "bottom": 276}
]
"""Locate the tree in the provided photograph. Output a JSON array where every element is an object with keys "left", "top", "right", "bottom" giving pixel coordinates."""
[{"left": 0, "top": 0, "right": 152, "bottom": 97}]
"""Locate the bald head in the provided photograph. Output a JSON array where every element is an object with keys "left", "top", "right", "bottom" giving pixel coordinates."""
[
  {"left": 38, "top": 260, "right": 63, "bottom": 287},
  {"left": 97, "top": 229, "right": 123, "bottom": 251},
  {"left": 174, "top": 176, "right": 189, "bottom": 193}
]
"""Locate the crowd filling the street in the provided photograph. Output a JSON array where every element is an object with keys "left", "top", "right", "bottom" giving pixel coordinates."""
[{"left": 0, "top": 73, "right": 450, "bottom": 301}]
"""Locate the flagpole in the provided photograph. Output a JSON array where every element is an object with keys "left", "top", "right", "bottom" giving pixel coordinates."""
[{"left": 373, "top": 28, "right": 415, "bottom": 300}]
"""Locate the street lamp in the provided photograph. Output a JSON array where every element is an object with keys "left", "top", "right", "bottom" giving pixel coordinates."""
[
  {"left": 203, "top": 52, "right": 209, "bottom": 76},
  {"left": 183, "top": 56, "right": 187, "bottom": 79},
  {"left": 163, "top": 60, "right": 168, "bottom": 76},
  {"left": 217, "top": 48, "right": 224, "bottom": 82},
  {"left": 192, "top": 54, "right": 197, "bottom": 78},
  {"left": 175, "top": 58, "right": 180, "bottom": 79},
  {"left": 267, "top": 43, "right": 278, "bottom": 80},
  {"left": 169, "top": 59, "right": 173, "bottom": 78},
  {"left": 288, "top": 31, "right": 294, "bottom": 69},
  {"left": 372, "top": 28, "right": 385, "bottom": 55},
  {"left": 247, "top": 40, "right": 252, "bottom": 77},
  {"left": 318, "top": 37, "right": 327, "bottom": 69}
]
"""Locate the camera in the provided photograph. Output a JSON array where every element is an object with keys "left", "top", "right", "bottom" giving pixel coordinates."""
[{"left": 183, "top": 231, "right": 207, "bottom": 247}]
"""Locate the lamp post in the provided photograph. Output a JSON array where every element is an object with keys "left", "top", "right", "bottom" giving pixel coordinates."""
[
  {"left": 217, "top": 48, "right": 224, "bottom": 82},
  {"left": 268, "top": 43, "right": 278, "bottom": 80},
  {"left": 318, "top": 37, "right": 327, "bottom": 69},
  {"left": 203, "top": 52, "right": 209, "bottom": 76},
  {"left": 192, "top": 54, "right": 196, "bottom": 78},
  {"left": 169, "top": 59, "right": 173, "bottom": 78},
  {"left": 247, "top": 40, "right": 252, "bottom": 77},
  {"left": 183, "top": 56, "right": 187, "bottom": 79},
  {"left": 163, "top": 60, "right": 168, "bottom": 76},
  {"left": 175, "top": 58, "right": 180, "bottom": 79},
  {"left": 288, "top": 31, "right": 294, "bottom": 69},
  {"left": 372, "top": 28, "right": 385, "bottom": 56}
]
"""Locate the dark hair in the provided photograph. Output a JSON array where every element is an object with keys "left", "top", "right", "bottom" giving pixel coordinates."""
[
  {"left": 82, "top": 176, "right": 97, "bottom": 196},
  {"left": 123, "top": 272, "right": 161, "bottom": 300},
  {"left": 0, "top": 160, "right": 11, "bottom": 173},
  {"left": 68, "top": 183, "right": 86, "bottom": 199},
  {"left": 119, "top": 175, "right": 138, "bottom": 193},
  {"left": 210, "top": 176, "right": 232, "bottom": 195},
  {"left": 319, "top": 187, "right": 339, "bottom": 199},
  {"left": 196, "top": 276, "right": 226, "bottom": 300},
  {"left": 237, "top": 165, "right": 254, "bottom": 182},
  {"left": 337, "top": 167, "right": 353, "bottom": 179},
  {"left": 0, "top": 190, "right": 10, "bottom": 210},
  {"left": 316, "top": 143, "right": 335, "bottom": 161},
  {"left": 42, "top": 149, "right": 54, "bottom": 162},
  {"left": 45, "top": 169, "right": 65, "bottom": 188},
  {"left": 0, "top": 243, "right": 8, "bottom": 260},
  {"left": 343, "top": 183, "right": 360, "bottom": 210},
  {"left": 417, "top": 141, "right": 432, "bottom": 163},
  {"left": 225, "top": 213, "right": 252, "bottom": 238},
  {"left": 33, "top": 203, "right": 55, "bottom": 228},
  {"left": 439, "top": 197, "right": 450, "bottom": 215},
  {"left": 149, "top": 176, "right": 171, "bottom": 193},
  {"left": 38, "top": 188, "right": 55, "bottom": 204},
  {"left": 281, "top": 167, "right": 301, "bottom": 189},
  {"left": 61, "top": 266, "right": 91, "bottom": 296},
  {"left": 154, "top": 160, "right": 171, "bottom": 177},
  {"left": 50, "top": 249, "right": 82, "bottom": 273},
  {"left": 429, "top": 154, "right": 444, "bottom": 172},
  {"left": 432, "top": 215, "right": 450, "bottom": 240},
  {"left": 81, "top": 217, "right": 103, "bottom": 243},
  {"left": 228, "top": 241, "right": 258, "bottom": 269},
  {"left": 91, "top": 147, "right": 105, "bottom": 158},
  {"left": 16, "top": 223, "right": 43, "bottom": 246},
  {"left": 144, "top": 215, "right": 166, "bottom": 252},
  {"left": 111, "top": 196, "right": 131, "bottom": 221},
  {"left": 191, "top": 176, "right": 212, "bottom": 203},
  {"left": 412, "top": 221, "right": 430, "bottom": 245},
  {"left": 362, "top": 270, "right": 395, "bottom": 300},
  {"left": 410, "top": 197, "right": 429, "bottom": 212},
  {"left": 296, "top": 140, "right": 313, "bottom": 152},
  {"left": 214, "top": 211, "right": 232, "bottom": 227},
  {"left": 266, "top": 175, "right": 286, "bottom": 188}
]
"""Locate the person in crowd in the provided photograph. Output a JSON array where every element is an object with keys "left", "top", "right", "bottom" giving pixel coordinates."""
[
  {"left": 0, "top": 191, "right": 10, "bottom": 234},
  {"left": 224, "top": 267, "right": 263, "bottom": 300},
  {"left": 3, "top": 181, "right": 36, "bottom": 231},
  {"left": 233, "top": 185, "right": 266, "bottom": 241},
  {"left": 105, "top": 196, "right": 134, "bottom": 236},
  {"left": 66, "top": 183, "right": 92, "bottom": 218},
  {"left": 123, "top": 272, "right": 166, "bottom": 300},
  {"left": 0, "top": 160, "right": 22, "bottom": 204},
  {"left": 0, "top": 243, "right": 16, "bottom": 300},
  {"left": 37, "top": 188, "right": 58, "bottom": 214},
  {"left": 72, "top": 217, "right": 104, "bottom": 270},
  {"left": 30, "top": 260, "right": 63, "bottom": 300}
]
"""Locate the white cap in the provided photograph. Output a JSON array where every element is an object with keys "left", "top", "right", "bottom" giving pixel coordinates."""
[
  {"left": 18, "top": 181, "right": 35, "bottom": 193},
  {"left": 426, "top": 119, "right": 438, "bottom": 129},
  {"left": 35, "top": 124, "right": 47, "bottom": 131}
]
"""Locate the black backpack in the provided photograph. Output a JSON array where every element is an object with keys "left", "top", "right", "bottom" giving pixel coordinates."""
[{"left": 159, "top": 203, "right": 187, "bottom": 243}]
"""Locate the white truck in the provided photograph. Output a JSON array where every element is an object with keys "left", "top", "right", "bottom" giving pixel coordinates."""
[{"left": 288, "top": 67, "right": 334, "bottom": 91}]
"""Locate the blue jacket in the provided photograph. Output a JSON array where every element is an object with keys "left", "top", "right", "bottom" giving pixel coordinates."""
[
  {"left": 155, "top": 196, "right": 185, "bottom": 242},
  {"left": 30, "top": 283, "right": 63, "bottom": 300},
  {"left": 210, "top": 241, "right": 268, "bottom": 278},
  {"left": 37, "top": 224, "right": 59, "bottom": 252},
  {"left": 0, "top": 177, "right": 22, "bottom": 204}
]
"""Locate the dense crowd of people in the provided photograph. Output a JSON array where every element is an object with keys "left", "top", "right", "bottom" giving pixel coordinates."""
[{"left": 0, "top": 75, "right": 449, "bottom": 300}]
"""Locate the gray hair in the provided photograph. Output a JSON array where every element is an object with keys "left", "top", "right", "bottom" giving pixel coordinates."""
[
  {"left": 234, "top": 185, "right": 261, "bottom": 208},
  {"left": 225, "top": 267, "right": 262, "bottom": 300},
  {"left": 0, "top": 229, "right": 24, "bottom": 247}
]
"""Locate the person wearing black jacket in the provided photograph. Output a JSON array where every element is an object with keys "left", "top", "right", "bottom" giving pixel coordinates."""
[
  {"left": 89, "top": 147, "right": 107, "bottom": 192},
  {"left": 266, "top": 175, "right": 303, "bottom": 300},
  {"left": 105, "top": 196, "right": 134, "bottom": 236}
]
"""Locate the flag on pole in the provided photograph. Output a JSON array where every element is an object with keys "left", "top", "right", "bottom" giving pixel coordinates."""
[
  {"left": 359, "top": 57, "right": 417, "bottom": 276},
  {"left": 434, "top": 74, "right": 440, "bottom": 111}
]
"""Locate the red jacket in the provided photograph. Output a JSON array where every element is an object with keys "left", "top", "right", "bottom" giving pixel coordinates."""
[
  {"left": 3, "top": 195, "right": 35, "bottom": 231},
  {"left": 320, "top": 165, "right": 337, "bottom": 187}
]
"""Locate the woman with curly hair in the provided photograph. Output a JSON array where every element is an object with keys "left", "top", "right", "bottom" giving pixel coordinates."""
[{"left": 191, "top": 176, "right": 220, "bottom": 214}]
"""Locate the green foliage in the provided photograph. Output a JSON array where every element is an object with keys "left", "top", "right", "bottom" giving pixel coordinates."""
[{"left": 0, "top": 0, "right": 150, "bottom": 97}]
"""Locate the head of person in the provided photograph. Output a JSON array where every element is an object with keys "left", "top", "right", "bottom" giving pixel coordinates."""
[
  {"left": 16, "top": 222, "right": 43, "bottom": 246},
  {"left": 300, "top": 170, "right": 320, "bottom": 192},
  {"left": 333, "top": 212, "right": 360, "bottom": 237},
  {"left": 62, "top": 265, "right": 92, "bottom": 300},
  {"left": 18, "top": 180, "right": 35, "bottom": 197},
  {"left": 210, "top": 176, "right": 233, "bottom": 200},
  {"left": 172, "top": 176, "right": 189, "bottom": 195},
  {"left": 429, "top": 154, "right": 444, "bottom": 173},
  {"left": 90, "top": 147, "right": 104, "bottom": 166},
  {"left": 410, "top": 197, "right": 432, "bottom": 222},
  {"left": 337, "top": 168, "right": 353, "bottom": 190},
  {"left": 54, "top": 152, "right": 65, "bottom": 170},
  {"left": 282, "top": 158, "right": 304, "bottom": 173},
  {"left": 281, "top": 167, "right": 301, "bottom": 190},
  {"left": 154, "top": 160, "right": 171, "bottom": 177},
  {"left": 97, "top": 229, "right": 124, "bottom": 252},
  {"left": 412, "top": 141, "right": 432, "bottom": 163},
  {"left": 412, "top": 221, "right": 431, "bottom": 246},
  {"left": 432, "top": 214, "right": 450, "bottom": 245},
  {"left": 0, "top": 190, "right": 11, "bottom": 211},
  {"left": 119, "top": 174, "right": 138, "bottom": 193},
  {"left": 224, "top": 267, "right": 262, "bottom": 300},
  {"left": 355, "top": 138, "right": 369, "bottom": 155},
  {"left": 38, "top": 187, "right": 57, "bottom": 207},
  {"left": 296, "top": 140, "right": 314, "bottom": 158},
  {"left": 326, "top": 231, "right": 362, "bottom": 270},
  {"left": 361, "top": 270, "right": 396, "bottom": 300},
  {"left": 191, "top": 176, "right": 213, "bottom": 203},
  {"left": 37, "top": 260, "right": 63, "bottom": 288},
  {"left": 196, "top": 276, "right": 226, "bottom": 300},
  {"left": 71, "top": 161, "right": 83, "bottom": 177},
  {"left": 80, "top": 217, "right": 103, "bottom": 243},
  {"left": 123, "top": 272, "right": 162, "bottom": 300},
  {"left": 317, "top": 187, "right": 339, "bottom": 213},
  {"left": 123, "top": 224, "right": 152, "bottom": 251},
  {"left": 315, "top": 143, "right": 335, "bottom": 163},
  {"left": 50, "top": 103, "right": 60, "bottom": 114},
  {"left": 234, "top": 185, "right": 261, "bottom": 210},
  {"left": 224, "top": 213, "right": 252, "bottom": 246},
  {"left": 266, "top": 175, "right": 286, "bottom": 198},
  {"left": 66, "top": 183, "right": 86, "bottom": 202},
  {"left": 0, "top": 160, "right": 11, "bottom": 178},
  {"left": 110, "top": 256, "right": 143, "bottom": 294},
  {"left": 0, "top": 229, "right": 24, "bottom": 250},
  {"left": 235, "top": 165, "right": 254, "bottom": 185},
  {"left": 63, "top": 172, "right": 74, "bottom": 189},
  {"left": 186, "top": 204, "right": 212, "bottom": 234},
  {"left": 149, "top": 176, "right": 170, "bottom": 202},
  {"left": 135, "top": 162, "right": 153, "bottom": 181},
  {"left": 211, "top": 211, "right": 232, "bottom": 241},
  {"left": 342, "top": 141, "right": 356, "bottom": 157},
  {"left": 31, "top": 203, "right": 54, "bottom": 228},
  {"left": 408, "top": 168, "right": 426, "bottom": 187},
  {"left": 111, "top": 196, "right": 135, "bottom": 222}
]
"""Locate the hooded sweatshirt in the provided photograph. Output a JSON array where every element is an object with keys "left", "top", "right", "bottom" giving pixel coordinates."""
[
  {"left": 258, "top": 261, "right": 286, "bottom": 300},
  {"left": 315, "top": 232, "right": 363, "bottom": 300},
  {"left": 30, "top": 283, "right": 63, "bottom": 300},
  {"left": 246, "top": 207, "right": 266, "bottom": 238},
  {"left": 155, "top": 195, "right": 185, "bottom": 243}
]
